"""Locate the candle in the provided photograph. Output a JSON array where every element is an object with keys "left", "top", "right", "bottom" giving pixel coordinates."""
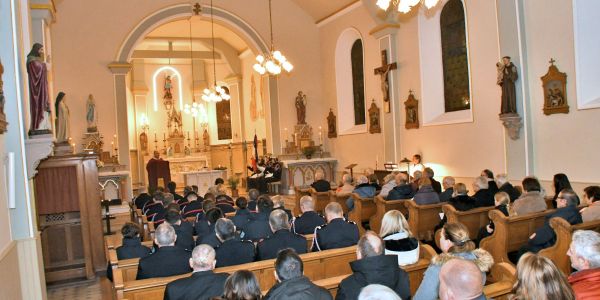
[
  {"left": 154, "top": 132, "right": 157, "bottom": 141},
  {"left": 318, "top": 126, "right": 323, "bottom": 145},
  {"left": 163, "top": 132, "right": 166, "bottom": 140}
]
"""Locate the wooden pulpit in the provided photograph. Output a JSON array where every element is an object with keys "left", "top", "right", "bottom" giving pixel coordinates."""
[{"left": 34, "top": 154, "right": 104, "bottom": 283}]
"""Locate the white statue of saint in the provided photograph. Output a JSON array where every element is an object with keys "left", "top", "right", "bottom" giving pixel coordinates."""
[{"left": 55, "top": 92, "right": 70, "bottom": 143}]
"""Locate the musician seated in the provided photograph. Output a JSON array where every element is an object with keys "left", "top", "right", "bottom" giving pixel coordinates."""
[{"left": 136, "top": 223, "right": 191, "bottom": 280}]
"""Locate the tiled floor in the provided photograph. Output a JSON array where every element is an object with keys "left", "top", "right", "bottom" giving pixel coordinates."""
[{"left": 47, "top": 278, "right": 110, "bottom": 300}]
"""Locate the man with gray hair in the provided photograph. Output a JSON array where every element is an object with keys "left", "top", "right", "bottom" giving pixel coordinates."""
[
  {"left": 292, "top": 196, "right": 326, "bottom": 235},
  {"left": 347, "top": 175, "right": 376, "bottom": 211},
  {"left": 379, "top": 171, "right": 399, "bottom": 198},
  {"left": 247, "top": 188, "right": 260, "bottom": 211},
  {"left": 439, "top": 176, "right": 456, "bottom": 202},
  {"left": 163, "top": 244, "right": 229, "bottom": 300},
  {"left": 257, "top": 209, "right": 307, "bottom": 260},
  {"left": 136, "top": 223, "right": 191, "bottom": 279},
  {"left": 568, "top": 230, "right": 600, "bottom": 299},
  {"left": 439, "top": 258, "right": 486, "bottom": 300},
  {"left": 214, "top": 218, "right": 255, "bottom": 267},
  {"left": 472, "top": 176, "right": 494, "bottom": 207},
  {"left": 358, "top": 284, "right": 401, "bottom": 300},
  {"left": 495, "top": 173, "right": 521, "bottom": 201},
  {"left": 336, "top": 231, "right": 410, "bottom": 300},
  {"left": 312, "top": 202, "right": 359, "bottom": 251},
  {"left": 387, "top": 172, "right": 415, "bottom": 200},
  {"left": 337, "top": 173, "right": 355, "bottom": 194},
  {"left": 311, "top": 170, "right": 332, "bottom": 192}
]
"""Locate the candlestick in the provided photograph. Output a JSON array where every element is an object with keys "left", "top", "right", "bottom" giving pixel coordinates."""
[{"left": 163, "top": 132, "right": 166, "bottom": 140}]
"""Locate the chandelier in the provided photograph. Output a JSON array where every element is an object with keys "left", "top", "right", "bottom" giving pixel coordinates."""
[
  {"left": 376, "top": 0, "right": 441, "bottom": 13},
  {"left": 253, "top": 0, "right": 293, "bottom": 75},
  {"left": 200, "top": 0, "right": 230, "bottom": 102}
]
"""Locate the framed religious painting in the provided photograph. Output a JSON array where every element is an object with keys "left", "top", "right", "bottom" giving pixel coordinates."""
[
  {"left": 404, "top": 91, "right": 419, "bottom": 129},
  {"left": 368, "top": 100, "right": 381, "bottom": 134},
  {"left": 541, "top": 59, "right": 569, "bottom": 115},
  {"left": 0, "top": 59, "right": 8, "bottom": 133}
]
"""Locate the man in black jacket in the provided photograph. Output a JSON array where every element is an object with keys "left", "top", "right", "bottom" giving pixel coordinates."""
[
  {"left": 312, "top": 202, "right": 359, "bottom": 251},
  {"left": 336, "top": 232, "right": 410, "bottom": 300},
  {"left": 243, "top": 196, "right": 274, "bottom": 241},
  {"left": 386, "top": 173, "right": 415, "bottom": 200},
  {"left": 196, "top": 208, "right": 224, "bottom": 248},
  {"left": 136, "top": 223, "right": 191, "bottom": 280},
  {"left": 214, "top": 218, "right": 255, "bottom": 267},
  {"left": 439, "top": 176, "right": 455, "bottom": 202},
  {"left": 495, "top": 173, "right": 521, "bottom": 202},
  {"left": 165, "top": 209, "right": 195, "bottom": 251},
  {"left": 264, "top": 249, "right": 332, "bottom": 300},
  {"left": 472, "top": 176, "right": 494, "bottom": 207},
  {"left": 311, "top": 170, "right": 332, "bottom": 192},
  {"left": 292, "top": 196, "right": 326, "bottom": 235},
  {"left": 231, "top": 197, "right": 253, "bottom": 230},
  {"left": 163, "top": 244, "right": 229, "bottom": 300},
  {"left": 257, "top": 210, "right": 307, "bottom": 260},
  {"left": 116, "top": 222, "right": 151, "bottom": 259},
  {"left": 425, "top": 167, "right": 442, "bottom": 194}
]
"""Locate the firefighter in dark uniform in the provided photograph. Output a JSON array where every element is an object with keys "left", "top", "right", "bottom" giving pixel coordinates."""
[
  {"left": 213, "top": 218, "right": 255, "bottom": 268},
  {"left": 257, "top": 209, "right": 307, "bottom": 260},
  {"left": 312, "top": 202, "right": 359, "bottom": 251},
  {"left": 292, "top": 196, "right": 326, "bottom": 235}
]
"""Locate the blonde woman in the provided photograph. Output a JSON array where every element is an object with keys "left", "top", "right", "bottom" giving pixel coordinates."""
[
  {"left": 511, "top": 253, "right": 575, "bottom": 300},
  {"left": 379, "top": 210, "right": 419, "bottom": 265},
  {"left": 413, "top": 222, "right": 493, "bottom": 300}
]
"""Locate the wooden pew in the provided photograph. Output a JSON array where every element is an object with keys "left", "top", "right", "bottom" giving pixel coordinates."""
[
  {"left": 404, "top": 201, "right": 445, "bottom": 241},
  {"left": 545, "top": 196, "right": 555, "bottom": 210},
  {"left": 539, "top": 217, "right": 600, "bottom": 275},
  {"left": 293, "top": 187, "right": 311, "bottom": 216},
  {"left": 370, "top": 196, "right": 409, "bottom": 234},
  {"left": 348, "top": 193, "right": 376, "bottom": 235},
  {"left": 113, "top": 246, "right": 357, "bottom": 300},
  {"left": 403, "top": 244, "right": 436, "bottom": 295},
  {"left": 442, "top": 205, "right": 494, "bottom": 239},
  {"left": 330, "top": 192, "right": 351, "bottom": 214},
  {"left": 483, "top": 262, "right": 517, "bottom": 300},
  {"left": 309, "top": 188, "right": 332, "bottom": 214},
  {"left": 480, "top": 209, "right": 554, "bottom": 264}
]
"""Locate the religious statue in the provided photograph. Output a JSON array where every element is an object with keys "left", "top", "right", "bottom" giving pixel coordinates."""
[
  {"left": 203, "top": 128, "right": 210, "bottom": 150},
  {"left": 327, "top": 109, "right": 337, "bottom": 138},
  {"left": 497, "top": 56, "right": 518, "bottom": 115},
  {"left": 0, "top": 59, "right": 7, "bottom": 134},
  {"left": 368, "top": 100, "right": 381, "bottom": 134},
  {"left": 26, "top": 43, "right": 52, "bottom": 135},
  {"left": 86, "top": 94, "right": 97, "bottom": 132},
  {"left": 295, "top": 91, "right": 307, "bottom": 125},
  {"left": 140, "top": 131, "right": 148, "bottom": 155},
  {"left": 54, "top": 92, "right": 70, "bottom": 143},
  {"left": 167, "top": 108, "right": 183, "bottom": 137},
  {"left": 164, "top": 75, "right": 173, "bottom": 99},
  {"left": 374, "top": 50, "right": 397, "bottom": 113}
]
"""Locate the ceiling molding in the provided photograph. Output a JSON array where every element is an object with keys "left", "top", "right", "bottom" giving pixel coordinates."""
[
  {"left": 316, "top": 1, "right": 362, "bottom": 28},
  {"left": 131, "top": 50, "right": 221, "bottom": 60}
]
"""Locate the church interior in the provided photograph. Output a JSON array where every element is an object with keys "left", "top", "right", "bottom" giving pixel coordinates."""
[{"left": 1, "top": 0, "right": 600, "bottom": 299}]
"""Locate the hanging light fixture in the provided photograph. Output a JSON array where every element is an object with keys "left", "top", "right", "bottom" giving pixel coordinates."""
[
  {"left": 201, "top": 0, "right": 230, "bottom": 103},
  {"left": 253, "top": 0, "right": 293, "bottom": 75},
  {"left": 376, "top": 0, "right": 441, "bottom": 14}
]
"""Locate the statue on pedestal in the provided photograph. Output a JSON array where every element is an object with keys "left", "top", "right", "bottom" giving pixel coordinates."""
[
  {"left": 295, "top": 91, "right": 306, "bottom": 125},
  {"left": 327, "top": 109, "right": 337, "bottom": 138},
  {"left": 86, "top": 94, "right": 97, "bottom": 133},
  {"left": 54, "top": 92, "right": 70, "bottom": 143},
  {"left": 497, "top": 56, "right": 518, "bottom": 115},
  {"left": 27, "top": 43, "right": 52, "bottom": 135}
]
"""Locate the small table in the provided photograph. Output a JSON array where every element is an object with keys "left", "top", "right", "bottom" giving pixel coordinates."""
[{"left": 182, "top": 169, "right": 227, "bottom": 195}]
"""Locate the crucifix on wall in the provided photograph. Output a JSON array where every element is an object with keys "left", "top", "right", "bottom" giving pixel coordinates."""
[{"left": 374, "top": 50, "right": 397, "bottom": 113}]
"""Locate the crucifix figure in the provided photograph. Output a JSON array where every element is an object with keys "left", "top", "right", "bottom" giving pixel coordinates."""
[{"left": 374, "top": 50, "right": 397, "bottom": 113}]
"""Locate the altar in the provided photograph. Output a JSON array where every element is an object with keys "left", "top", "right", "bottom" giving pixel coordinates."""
[
  {"left": 182, "top": 169, "right": 227, "bottom": 195},
  {"left": 281, "top": 158, "right": 337, "bottom": 194}
]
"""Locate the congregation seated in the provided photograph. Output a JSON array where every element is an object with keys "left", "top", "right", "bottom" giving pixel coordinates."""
[
  {"left": 471, "top": 176, "right": 494, "bottom": 207},
  {"left": 414, "top": 222, "right": 493, "bottom": 300},
  {"left": 257, "top": 209, "right": 307, "bottom": 260},
  {"left": 214, "top": 218, "right": 255, "bottom": 268},
  {"left": 513, "top": 253, "right": 575, "bottom": 299},
  {"left": 424, "top": 167, "right": 442, "bottom": 194},
  {"left": 346, "top": 175, "right": 376, "bottom": 211},
  {"left": 163, "top": 244, "right": 229, "bottom": 300},
  {"left": 311, "top": 170, "right": 332, "bottom": 192},
  {"left": 214, "top": 270, "right": 262, "bottom": 300},
  {"left": 292, "top": 196, "right": 326, "bottom": 235},
  {"left": 476, "top": 191, "right": 511, "bottom": 244},
  {"left": 165, "top": 209, "right": 195, "bottom": 251},
  {"left": 337, "top": 174, "right": 355, "bottom": 194},
  {"left": 379, "top": 172, "right": 399, "bottom": 198},
  {"left": 116, "top": 222, "right": 151, "bottom": 260},
  {"left": 242, "top": 196, "right": 274, "bottom": 242},
  {"left": 312, "top": 202, "right": 359, "bottom": 251},
  {"left": 481, "top": 169, "right": 499, "bottom": 195},
  {"left": 194, "top": 200, "right": 217, "bottom": 237},
  {"left": 247, "top": 189, "right": 259, "bottom": 212},
  {"left": 358, "top": 284, "right": 401, "bottom": 300},
  {"left": 264, "top": 249, "right": 332, "bottom": 300},
  {"left": 336, "top": 231, "right": 411, "bottom": 300},
  {"left": 216, "top": 194, "right": 236, "bottom": 214},
  {"left": 272, "top": 196, "right": 293, "bottom": 220},
  {"left": 136, "top": 223, "right": 192, "bottom": 280},
  {"left": 181, "top": 191, "right": 202, "bottom": 219},
  {"left": 134, "top": 192, "right": 152, "bottom": 210},
  {"left": 150, "top": 193, "right": 178, "bottom": 223},
  {"left": 143, "top": 191, "right": 165, "bottom": 217},
  {"left": 231, "top": 197, "right": 253, "bottom": 229},
  {"left": 176, "top": 186, "right": 192, "bottom": 207},
  {"left": 580, "top": 186, "right": 600, "bottom": 222},
  {"left": 208, "top": 178, "right": 227, "bottom": 196},
  {"left": 512, "top": 176, "right": 547, "bottom": 215},
  {"left": 380, "top": 210, "right": 419, "bottom": 266},
  {"left": 567, "top": 230, "right": 600, "bottom": 299},
  {"left": 438, "top": 258, "right": 486, "bottom": 300},
  {"left": 521, "top": 188, "right": 582, "bottom": 254},
  {"left": 386, "top": 173, "right": 415, "bottom": 200},
  {"left": 438, "top": 176, "right": 455, "bottom": 202},
  {"left": 368, "top": 173, "right": 381, "bottom": 191},
  {"left": 197, "top": 208, "right": 225, "bottom": 248},
  {"left": 167, "top": 181, "right": 184, "bottom": 203},
  {"left": 495, "top": 173, "right": 521, "bottom": 201},
  {"left": 552, "top": 173, "right": 573, "bottom": 208},
  {"left": 413, "top": 177, "right": 440, "bottom": 205},
  {"left": 447, "top": 183, "right": 477, "bottom": 211},
  {"left": 410, "top": 170, "right": 422, "bottom": 192}
]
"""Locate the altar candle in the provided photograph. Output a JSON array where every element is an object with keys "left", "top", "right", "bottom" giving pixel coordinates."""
[
  {"left": 284, "top": 128, "right": 288, "bottom": 140},
  {"left": 318, "top": 126, "right": 323, "bottom": 145},
  {"left": 154, "top": 132, "right": 157, "bottom": 141},
  {"left": 111, "top": 141, "right": 114, "bottom": 156},
  {"left": 163, "top": 132, "right": 166, "bottom": 140}
]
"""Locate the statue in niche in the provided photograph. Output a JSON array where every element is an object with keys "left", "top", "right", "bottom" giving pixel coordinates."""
[
  {"left": 140, "top": 132, "right": 148, "bottom": 155},
  {"left": 295, "top": 91, "right": 307, "bottom": 125},
  {"left": 404, "top": 91, "right": 419, "bottom": 129},
  {"left": 327, "top": 109, "right": 337, "bottom": 138},
  {"left": 203, "top": 128, "right": 210, "bottom": 150},
  {"left": 0, "top": 60, "right": 7, "bottom": 134},
  {"left": 541, "top": 58, "right": 569, "bottom": 115},
  {"left": 26, "top": 43, "right": 52, "bottom": 135},
  {"left": 368, "top": 100, "right": 381, "bottom": 134},
  {"left": 164, "top": 75, "right": 173, "bottom": 99},
  {"left": 86, "top": 94, "right": 97, "bottom": 132},
  {"left": 497, "top": 56, "right": 519, "bottom": 115},
  {"left": 54, "top": 92, "right": 70, "bottom": 143},
  {"left": 167, "top": 108, "right": 183, "bottom": 137}
]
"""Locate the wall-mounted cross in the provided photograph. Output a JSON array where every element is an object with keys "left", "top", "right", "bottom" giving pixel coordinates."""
[
  {"left": 374, "top": 50, "right": 397, "bottom": 113},
  {"left": 549, "top": 58, "right": 556, "bottom": 65},
  {"left": 193, "top": 3, "right": 202, "bottom": 15}
]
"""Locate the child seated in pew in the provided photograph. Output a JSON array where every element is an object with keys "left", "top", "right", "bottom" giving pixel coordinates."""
[
  {"left": 379, "top": 210, "right": 419, "bottom": 266},
  {"left": 475, "top": 192, "right": 511, "bottom": 246}
]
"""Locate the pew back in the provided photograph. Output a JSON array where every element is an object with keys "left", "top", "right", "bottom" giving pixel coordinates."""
[
  {"left": 404, "top": 201, "right": 444, "bottom": 241},
  {"left": 371, "top": 196, "right": 409, "bottom": 234},
  {"left": 442, "top": 205, "right": 494, "bottom": 239},
  {"left": 293, "top": 187, "right": 311, "bottom": 216},
  {"left": 309, "top": 188, "right": 333, "bottom": 214},
  {"left": 348, "top": 194, "right": 376, "bottom": 235},
  {"left": 330, "top": 192, "right": 351, "bottom": 214}
]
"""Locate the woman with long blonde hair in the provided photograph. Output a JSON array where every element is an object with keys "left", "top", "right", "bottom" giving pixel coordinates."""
[
  {"left": 511, "top": 253, "right": 575, "bottom": 300},
  {"left": 379, "top": 210, "right": 419, "bottom": 265}
]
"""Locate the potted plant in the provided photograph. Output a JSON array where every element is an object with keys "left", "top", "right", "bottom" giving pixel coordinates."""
[
  {"left": 302, "top": 146, "right": 316, "bottom": 159},
  {"left": 227, "top": 176, "right": 240, "bottom": 197}
]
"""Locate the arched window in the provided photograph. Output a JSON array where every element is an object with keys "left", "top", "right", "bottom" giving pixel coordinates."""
[
  {"left": 215, "top": 86, "right": 232, "bottom": 140},
  {"left": 351, "top": 40, "right": 366, "bottom": 125},
  {"left": 441, "top": 0, "right": 470, "bottom": 112},
  {"left": 335, "top": 28, "right": 366, "bottom": 134}
]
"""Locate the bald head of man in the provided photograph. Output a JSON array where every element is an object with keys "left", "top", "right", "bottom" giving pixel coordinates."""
[
  {"left": 357, "top": 231, "right": 384, "bottom": 260},
  {"left": 189, "top": 244, "right": 217, "bottom": 272},
  {"left": 439, "top": 258, "right": 483, "bottom": 300}
]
